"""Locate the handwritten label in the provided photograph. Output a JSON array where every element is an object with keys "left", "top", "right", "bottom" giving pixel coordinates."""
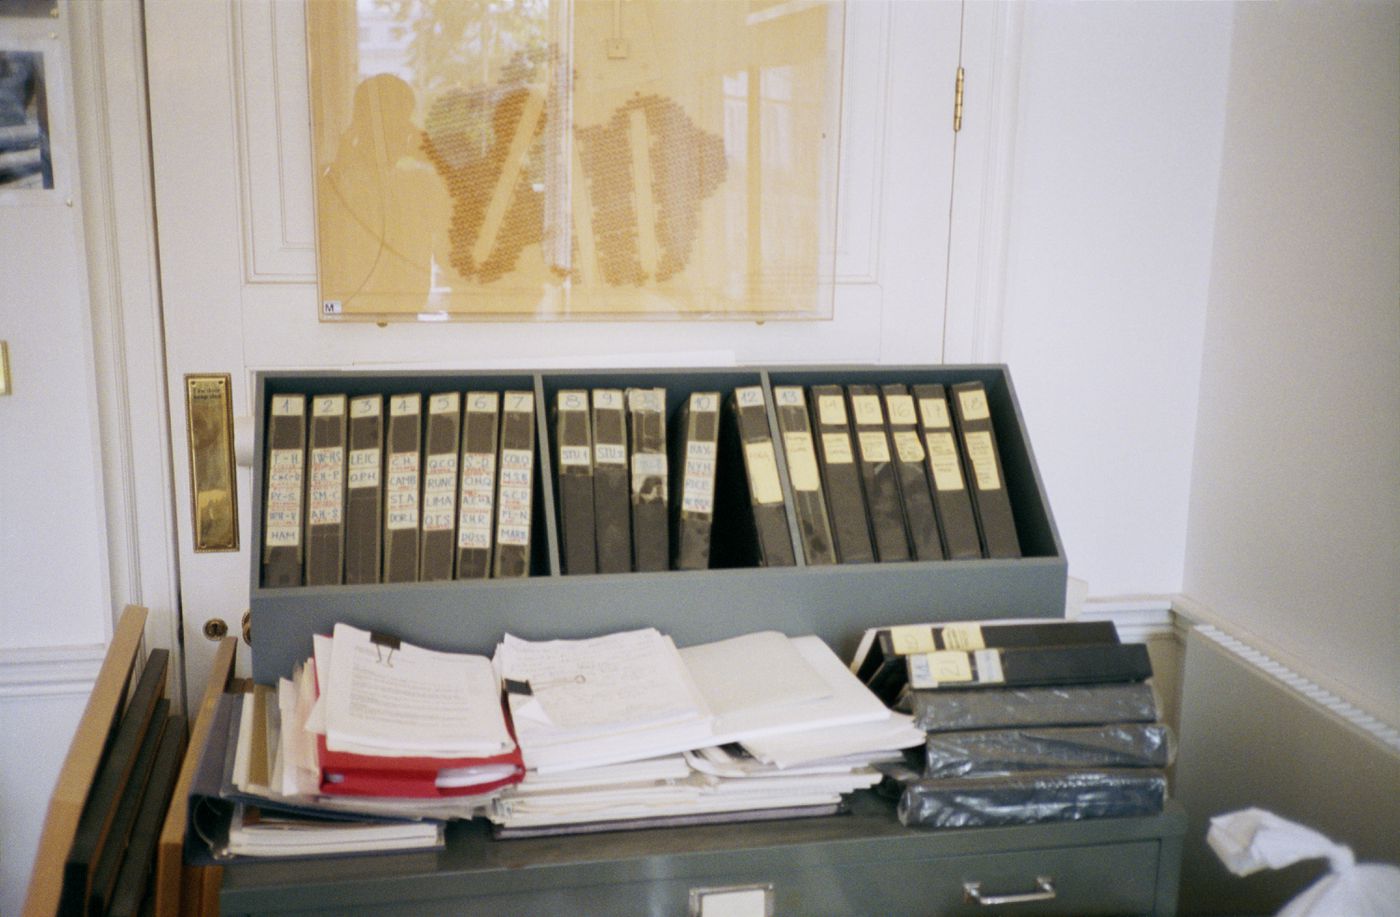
[
  {"left": 774, "top": 386, "right": 804, "bottom": 408},
  {"left": 681, "top": 440, "right": 717, "bottom": 514},
  {"left": 926, "top": 432, "right": 965, "bottom": 491},
  {"left": 963, "top": 431, "right": 1001, "bottom": 490},
  {"left": 503, "top": 391, "right": 533, "bottom": 414},
  {"left": 560, "top": 446, "right": 591, "bottom": 467},
  {"left": 736, "top": 386, "right": 764, "bottom": 409},
  {"left": 689, "top": 392, "right": 718, "bottom": 413},
  {"left": 908, "top": 651, "right": 974, "bottom": 688},
  {"left": 558, "top": 390, "right": 588, "bottom": 412},
  {"left": 858, "top": 431, "right": 891, "bottom": 464},
  {"left": 958, "top": 388, "right": 991, "bottom": 422},
  {"left": 851, "top": 394, "right": 883, "bottom": 426},
  {"left": 313, "top": 395, "right": 345, "bottom": 417},
  {"left": 350, "top": 396, "right": 380, "bottom": 418},
  {"left": 889, "top": 625, "right": 937, "bottom": 655},
  {"left": 893, "top": 430, "right": 925, "bottom": 463},
  {"left": 390, "top": 395, "right": 420, "bottom": 417},
  {"left": 430, "top": 393, "right": 459, "bottom": 414},
  {"left": 782, "top": 431, "right": 821, "bottom": 492},
  {"left": 817, "top": 394, "right": 847, "bottom": 426},
  {"left": 347, "top": 448, "right": 380, "bottom": 489},
  {"left": 595, "top": 442, "right": 626, "bottom": 465},
  {"left": 421, "top": 452, "right": 458, "bottom": 531},
  {"left": 308, "top": 447, "right": 344, "bottom": 525},
  {"left": 822, "top": 431, "right": 854, "bottom": 465},
  {"left": 496, "top": 448, "right": 533, "bottom": 546},
  {"left": 467, "top": 391, "right": 498, "bottom": 414},
  {"left": 628, "top": 388, "right": 663, "bottom": 412},
  {"left": 271, "top": 395, "right": 303, "bottom": 417},
  {"left": 264, "top": 448, "right": 303, "bottom": 547},
  {"left": 939, "top": 623, "right": 985, "bottom": 651},
  {"left": 593, "top": 389, "right": 623, "bottom": 410},
  {"left": 631, "top": 452, "right": 668, "bottom": 494},
  {"left": 457, "top": 452, "right": 496, "bottom": 549},
  {"left": 918, "top": 397, "right": 951, "bottom": 430},
  {"left": 885, "top": 394, "right": 917, "bottom": 426},
  {"left": 973, "top": 648, "right": 1006, "bottom": 684},
  {"left": 743, "top": 441, "right": 783, "bottom": 505},
  {"left": 385, "top": 451, "right": 420, "bottom": 530}
]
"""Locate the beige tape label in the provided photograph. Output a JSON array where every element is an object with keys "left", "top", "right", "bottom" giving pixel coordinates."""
[
  {"left": 822, "top": 431, "right": 854, "bottom": 465},
  {"left": 736, "top": 386, "right": 765, "bottom": 409},
  {"left": 308, "top": 447, "right": 344, "bottom": 525},
  {"left": 385, "top": 451, "right": 420, "bottom": 530},
  {"left": 390, "top": 394, "right": 420, "bottom": 417},
  {"left": 457, "top": 452, "right": 496, "bottom": 549},
  {"left": 430, "top": 393, "right": 459, "bottom": 414},
  {"left": 959, "top": 388, "right": 991, "bottom": 421},
  {"left": 918, "top": 397, "right": 951, "bottom": 430},
  {"left": 893, "top": 430, "right": 925, "bottom": 463},
  {"left": 350, "top": 396, "right": 380, "bottom": 418},
  {"left": 926, "top": 432, "right": 965, "bottom": 491},
  {"left": 313, "top": 395, "right": 345, "bottom": 417},
  {"left": 774, "top": 386, "right": 804, "bottom": 408},
  {"left": 908, "top": 651, "right": 974, "bottom": 688},
  {"left": 503, "top": 391, "right": 534, "bottom": 414},
  {"left": 271, "top": 395, "right": 303, "bottom": 417},
  {"left": 885, "top": 394, "right": 917, "bottom": 426},
  {"left": 851, "top": 394, "right": 883, "bottom": 426},
  {"left": 817, "top": 394, "right": 847, "bottom": 426},
  {"left": 743, "top": 440, "right": 784, "bottom": 505},
  {"left": 496, "top": 448, "right": 534, "bottom": 546},
  {"left": 422, "top": 453, "right": 458, "bottom": 531},
  {"left": 467, "top": 391, "right": 498, "bottom": 414},
  {"left": 964, "top": 431, "right": 1002, "bottom": 490},
  {"left": 347, "top": 448, "right": 380, "bottom": 488},
  {"left": 264, "top": 448, "right": 304, "bottom": 546},
  {"left": 782, "top": 431, "right": 821, "bottom": 492},
  {"left": 889, "top": 625, "right": 937, "bottom": 655},
  {"left": 592, "top": 389, "right": 623, "bottom": 410},
  {"left": 682, "top": 440, "right": 717, "bottom": 514},
  {"left": 558, "top": 390, "right": 588, "bottom": 412},
  {"left": 939, "top": 623, "right": 986, "bottom": 651}
]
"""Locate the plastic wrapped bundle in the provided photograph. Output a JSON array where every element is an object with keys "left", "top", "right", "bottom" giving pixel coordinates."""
[
  {"left": 906, "top": 682, "right": 1159, "bottom": 732},
  {"left": 896, "top": 769, "right": 1167, "bottom": 829},
  {"left": 923, "top": 723, "right": 1175, "bottom": 778}
]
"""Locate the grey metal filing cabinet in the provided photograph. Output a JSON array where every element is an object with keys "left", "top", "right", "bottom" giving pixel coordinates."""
[{"left": 217, "top": 793, "right": 1186, "bottom": 915}]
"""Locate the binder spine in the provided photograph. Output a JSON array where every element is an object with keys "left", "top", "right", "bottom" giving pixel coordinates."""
[
  {"left": 911, "top": 384, "right": 982, "bottom": 560},
  {"left": 556, "top": 390, "right": 597, "bottom": 575},
  {"left": 383, "top": 394, "right": 422, "bottom": 583},
  {"left": 907, "top": 643, "right": 1153, "bottom": 692},
  {"left": 732, "top": 386, "right": 796, "bottom": 567},
  {"left": 951, "top": 381, "right": 1022, "bottom": 559},
  {"left": 305, "top": 394, "right": 347, "bottom": 586},
  {"left": 809, "top": 384, "right": 874, "bottom": 564},
  {"left": 456, "top": 392, "right": 499, "bottom": 579},
  {"left": 420, "top": 393, "right": 461, "bottom": 581},
  {"left": 627, "top": 387, "right": 669, "bottom": 572},
  {"left": 881, "top": 384, "right": 943, "bottom": 562},
  {"left": 671, "top": 391, "right": 720, "bottom": 571},
  {"left": 773, "top": 386, "right": 836, "bottom": 566},
  {"left": 848, "top": 384, "right": 911, "bottom": 562},
  {"left": 493, "top": 391, "right": 535, "bottom": 578},
  {"left": 590, "top": 389, "right": 632, "bottom": 574},
  {"left": 344, "top": 395, "right": 384, "bottom": 585},
  {"left": 261, "top": 393, "right": 306, "bottom": 587}
]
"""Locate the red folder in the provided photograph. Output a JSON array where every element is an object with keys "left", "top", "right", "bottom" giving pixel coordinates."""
[{"left": 316, "top": 737, "right": 525, "bottom": 798}]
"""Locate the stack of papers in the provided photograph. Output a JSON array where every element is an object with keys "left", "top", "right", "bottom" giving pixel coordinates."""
[{"left": 488, "top": 629, "right": 923, "bottom": 836}]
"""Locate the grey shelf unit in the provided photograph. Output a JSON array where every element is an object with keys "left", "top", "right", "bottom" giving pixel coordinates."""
[
  {"left": 226, "top": 365, "right": 1188, "bottom": 914},
  {"left": 248, "top": 365, "right": 1066, "bottom": 684}
]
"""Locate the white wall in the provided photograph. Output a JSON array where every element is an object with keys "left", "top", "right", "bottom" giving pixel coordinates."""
[
  {"left": 1183, "top": 2, "right": 1400, "bottom": 726},
  {"left": 996, "top": 3, "right": 1234, "bottom": 597}
]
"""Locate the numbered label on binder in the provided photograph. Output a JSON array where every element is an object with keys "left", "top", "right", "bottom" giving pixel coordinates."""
[{"left": 963, "top": 431, "right": 1002, "bottom": 491}]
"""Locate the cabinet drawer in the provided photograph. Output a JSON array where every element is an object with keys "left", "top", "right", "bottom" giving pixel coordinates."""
[{"left": 257, "top": 839, "right": 1163, "bottom": 917}]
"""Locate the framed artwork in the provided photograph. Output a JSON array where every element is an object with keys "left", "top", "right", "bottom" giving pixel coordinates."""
[{"left": 308, "top": 0, "right": 844, "bottom": 322}]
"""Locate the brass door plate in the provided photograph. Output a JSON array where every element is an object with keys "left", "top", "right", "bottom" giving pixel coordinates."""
[
  {"left": 185, "top": 374, "right": 240, "bottom": 551},
  {"left": 0, "top": 341, "right": 11, "bottom": 396}
]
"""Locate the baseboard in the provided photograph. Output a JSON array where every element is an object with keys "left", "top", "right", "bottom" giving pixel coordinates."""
[{"left": 0, "top": 644, "right": 107, "bottom": 699}]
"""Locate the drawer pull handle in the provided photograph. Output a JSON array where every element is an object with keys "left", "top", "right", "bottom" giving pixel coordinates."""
[{"left": 963, "top": 876, "right": 1056, "bottom": 906}]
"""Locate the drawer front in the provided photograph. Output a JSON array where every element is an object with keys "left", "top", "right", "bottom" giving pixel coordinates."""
[{"left": 256, "top": 839, "right": 1163, "bottom": 917}]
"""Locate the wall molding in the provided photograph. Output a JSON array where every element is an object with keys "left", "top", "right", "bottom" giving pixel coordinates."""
[{"left": 0, "top": 645, "right": 107, "bottom": 699}]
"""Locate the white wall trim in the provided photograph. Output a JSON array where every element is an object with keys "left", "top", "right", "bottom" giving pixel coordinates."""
[
  {"left": 1076, "top": 595, "right": 1176, "bottom": 645},
  {"left": 69, "top": 0, "right": 183, "bottom": 702},
  {"left": 942, "top": 1, "right": 1023, "bottom": 363},
  {"left": 0, "top": 646, "right": 106, "bottom": 699}
]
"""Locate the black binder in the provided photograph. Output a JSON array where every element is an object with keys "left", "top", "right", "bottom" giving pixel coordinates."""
[
  {"left": 671, "top": 391, "right": 721, "bottom": 571},
  {"left": 730, "top": 386, "right": 796, "bottom": 567},
  {"left": 591, "top": 389, "right": 632, "bottom": 574},
  {"left": 260, "top": 393, "right": 305, "bottom": 587},
  {"left": 951, "top": 381, "right": 1022, "bottom": 558},
  {"left": 772, "top": 386, "right": 835, "bottom": 566},
  {"left": 456, "top": 391, "right": 499, "bottom": 579},
  {"left": 809, "top": 384, "right": 875, "bottom": 564},
  {"left": 881, "top": 384, "right": 943, "bottom": 562},
  {"left": 344, "top": 395, "right": 384, "bottom": 585},
  {"left": 419, "top": 393, "right": 461, "bottom": 581},
  {"left": 106, "top": 714, "right": 187, "bottom": 917},
  {"left": 627, "top": 388, "right": 669, "bottom": 572},
  {"left": 905, "top": 643, "right": 1153, "bottom": 694},
  {"left": 382, "top": 393, "right": 422, "bottom": 583},
  {"left": 555, "top": 389, "right": 597, "bottom": 575},
  {"left": 848, "top": 384, "right": 911, "bottom": 563},
  {"left": 493, "top": 390, "right": 535, "bottom": 578},
  {"left": 911, "top": 384, "right": 982, "bottom": 560},
  {"left": 305, "top": 395, "right": 348, "bottom": 586},
  {"left": 61, "top": 650, "right": 169, "bottom": 915}
]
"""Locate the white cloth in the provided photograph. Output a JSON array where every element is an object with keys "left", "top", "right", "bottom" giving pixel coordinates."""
[{"left": 1207, "top": 807, "right": 1400, "bottom": 917}]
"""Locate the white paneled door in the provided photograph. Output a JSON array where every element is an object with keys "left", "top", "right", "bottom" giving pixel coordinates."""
[{"left": 144, "top": 0, "right": 971, "bottom": 696}]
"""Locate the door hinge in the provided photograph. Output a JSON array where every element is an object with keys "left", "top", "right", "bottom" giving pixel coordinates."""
[{"left": 954, "top": 66, "right": 965, "bottom": 133}]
